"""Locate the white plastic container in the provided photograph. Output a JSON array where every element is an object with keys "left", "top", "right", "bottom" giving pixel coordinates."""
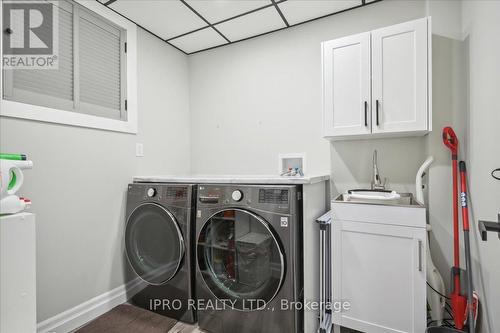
[
  {"left": 0, "top": 195, "right": 31, "bottom": 215},
  {"left": 0, "top": 159, "right": 33, "bottom": 200}
]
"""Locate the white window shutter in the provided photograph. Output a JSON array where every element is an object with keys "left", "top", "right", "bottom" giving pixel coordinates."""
[
  {"left": 78, "top": 10, "right": 124, "bottom": 119},
  {"left": 6, "top": 2, "right": 74, "bottom": 110}
]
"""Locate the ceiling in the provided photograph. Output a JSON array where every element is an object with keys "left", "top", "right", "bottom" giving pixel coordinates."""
[{"left": 97, "top": 0, "right": 380, "bottom": 54}]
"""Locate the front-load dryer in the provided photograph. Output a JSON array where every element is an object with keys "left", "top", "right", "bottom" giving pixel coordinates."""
[
  {"left": 195, "top": 184, "right": 303, "bottom": 333},
  {"left": 125, "top": 183, "right": 196, "bottom": 323}
]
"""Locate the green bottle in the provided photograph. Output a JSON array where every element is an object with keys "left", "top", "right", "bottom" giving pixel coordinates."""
[{"left": 0, "top": 153, "right": 27, "bottom": 161}]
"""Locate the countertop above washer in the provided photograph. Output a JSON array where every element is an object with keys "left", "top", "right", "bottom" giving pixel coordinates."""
[{"left": 133, "top": 174, "right": 330, "bottom": 185}]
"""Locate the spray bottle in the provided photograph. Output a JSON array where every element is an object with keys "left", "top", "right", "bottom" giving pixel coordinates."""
[{"left": 0, "top": 153, "right": 33, "bottom": 214}]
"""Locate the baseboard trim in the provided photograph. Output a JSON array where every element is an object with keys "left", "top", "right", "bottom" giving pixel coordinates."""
[{"left": 37, "top": 277, "right": 146, "bottom": 333}]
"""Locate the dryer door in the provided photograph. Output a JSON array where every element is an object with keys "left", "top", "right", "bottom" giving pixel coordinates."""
[
  {"left": 197, "top": 209, "right": 285, "bottom": 311},
  {"left": 125, "top": 203, "right": 184, "bottom": 285}
]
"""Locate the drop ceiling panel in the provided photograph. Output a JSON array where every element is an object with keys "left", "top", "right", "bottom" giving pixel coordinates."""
[
  {"left": 169, "top": 27, "right": 228, "bottom": 53},
  {"left": 109, "top": 0, "right": 207, "bottom": 40},
  {"left": 185, "top": 0, "right": 272, "bottom": 24},
  {"left": 278, "top": 0, "right": 362, "bottom": 25},
  {"left": 100, "top": 0, "right": 380, "bottom": 54},
  {"left": 215, "top": 6, "right": 286, "bottom": 42}
]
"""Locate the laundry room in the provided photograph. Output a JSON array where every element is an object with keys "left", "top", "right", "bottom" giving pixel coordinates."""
[{"left": 0, "top": 1, "right": 499, "bottom": 333}]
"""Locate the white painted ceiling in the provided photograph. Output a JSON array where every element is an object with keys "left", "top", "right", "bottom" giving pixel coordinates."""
[{"left": 97, "top": 0, "right": 379, "bottom": 54}]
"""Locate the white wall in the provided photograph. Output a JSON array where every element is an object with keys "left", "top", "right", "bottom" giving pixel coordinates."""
[
  {"left": 424, "top": 33, "right": 467, "bottom": 305},
  {"left": 424, "top": 2, "right": 500, "bottom": 332},
  {"left": 0, "top": 28, "right": 191, "bottom": 322},
  {"left": 426, "top": 0, "right": 463, "bottom": 40},
  {"left": 461, "top": 2, "right": 500, "bottom": 332}
]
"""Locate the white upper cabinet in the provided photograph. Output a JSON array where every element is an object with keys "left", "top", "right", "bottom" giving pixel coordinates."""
[
  {"left": 372, "top": 18, "right": 428, "bottom": 134},
  {"left": 322, "top": 17, "right": 431, "bottom": 140},
  {"left": 322, "top": 32, "right": 371, "bottom": 137}
]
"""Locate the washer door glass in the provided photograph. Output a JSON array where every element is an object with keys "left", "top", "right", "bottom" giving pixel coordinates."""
[
  {"left": 125, "top": 203, "right": 184, "bottom": 285},
  {"left": 197, "top": 209, "right": 285, "bottom": 311}
]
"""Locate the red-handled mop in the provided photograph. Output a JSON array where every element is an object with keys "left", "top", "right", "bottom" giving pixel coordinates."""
[
  {"left": 442, "top": 127, "right": 467, "bottom": 329},
  {"left": 459, "top": 161, "right": 478, "bottom": 332}
]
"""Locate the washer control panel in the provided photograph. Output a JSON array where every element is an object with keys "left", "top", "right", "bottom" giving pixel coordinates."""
[{"left": 197, "top": 185, "right": 296, "bottom": 214}]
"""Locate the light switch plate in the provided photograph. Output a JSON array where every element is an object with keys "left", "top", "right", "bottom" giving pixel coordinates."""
[{"left": 136, "top": 143, "right": 144, "bottom": 157}]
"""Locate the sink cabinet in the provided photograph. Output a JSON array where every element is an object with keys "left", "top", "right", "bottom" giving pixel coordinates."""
[
  {"left": 331, "top": 199, "right": 427, "bottom": 333},
  {"left": 322, "top": 17, "right": 431, "bottom": 140}
]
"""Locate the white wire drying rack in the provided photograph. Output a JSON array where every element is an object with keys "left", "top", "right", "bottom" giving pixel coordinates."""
[{"left": 316, "top": 210, "right": 332, "bottom": 333}]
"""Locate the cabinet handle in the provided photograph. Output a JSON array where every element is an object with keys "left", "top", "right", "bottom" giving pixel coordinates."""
[
  {"left": 418, "top": 240, "right": 423, "bottom": 271},
  {"left": 364, "top": 101, "right": 368, "bottom": 127},
  {"left": 376, "top": 100, "right": 380, "bottom": 126}
]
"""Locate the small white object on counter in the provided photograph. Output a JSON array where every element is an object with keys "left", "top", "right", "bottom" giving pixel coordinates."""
[
  {"left": 0, "top": 213, "right": 36, "bottom": 333},
  {"left": 133, "top": 174, "right": 330, "bottom": 185},
  {"left": 0, "top": 195, "right": 31, "bottom": 215}
]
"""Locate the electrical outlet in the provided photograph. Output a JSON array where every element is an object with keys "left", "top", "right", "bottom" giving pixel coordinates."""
[{"left": 136, "top": 143, "right": 144, "bottom": 157}]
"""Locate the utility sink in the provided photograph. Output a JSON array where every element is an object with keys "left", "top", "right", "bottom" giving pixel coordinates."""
[{"left": 336, "top": 190, "right": 421, "bottom": 207}]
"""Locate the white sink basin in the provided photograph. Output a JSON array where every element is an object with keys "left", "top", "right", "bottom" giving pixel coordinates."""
[
  {"left": 338, "top": 190, "right": 418, "bottom": 206},
  {"left": 346, "top": 189, "right": 400, "bottom": 201}
]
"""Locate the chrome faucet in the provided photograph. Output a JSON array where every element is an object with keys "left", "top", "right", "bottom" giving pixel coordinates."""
[{"left": 371, "top": 150, "right": 386, "bottom": 190}]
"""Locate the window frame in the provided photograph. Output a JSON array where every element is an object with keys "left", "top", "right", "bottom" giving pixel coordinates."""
[{"left": 0, "top": 0, "right": 138, "bottom": 134}]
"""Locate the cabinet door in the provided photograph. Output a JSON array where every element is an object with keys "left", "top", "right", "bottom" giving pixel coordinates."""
[
  {"left": 371, "top": 18, "right": 428, "bottom": 133},
  {"left": 332, "top": 220, "right": 426, "bottom": 333},
  {"left": 322, "top": 32, "right": 371, "bottom": 137}
]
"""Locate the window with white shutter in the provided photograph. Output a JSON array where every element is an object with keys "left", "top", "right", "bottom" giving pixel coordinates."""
[
  {"left": 3, "top": 1, "right": 75, "bottom": 112},
  {"left": 1, "top": 0, "right": 134, "bottom": 131}
]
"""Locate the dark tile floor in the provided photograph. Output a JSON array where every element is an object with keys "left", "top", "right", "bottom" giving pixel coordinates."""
[
  {"left": 76, "top": 303, "right": 359, "bottom": 333},
  {"left": 75, "top": 304, "right": 177, "bottom": 333}
]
